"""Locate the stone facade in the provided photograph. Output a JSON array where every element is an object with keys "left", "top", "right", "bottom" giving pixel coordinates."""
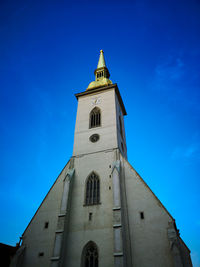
[{"left": 10, "top": 51, "right": 192, "bottom": 267}]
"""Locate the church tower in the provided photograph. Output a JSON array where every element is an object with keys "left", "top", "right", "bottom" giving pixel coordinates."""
[
  {"left": 73, "top": 49, "right": 127, "bottom": 159},
  {"left": 11, "top": 51, "right": 192, "bottom": 267}
]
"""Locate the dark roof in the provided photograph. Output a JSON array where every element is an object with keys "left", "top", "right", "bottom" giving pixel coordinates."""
[{"left": 0, "top": 243, "right": 18, "bottom": 267}]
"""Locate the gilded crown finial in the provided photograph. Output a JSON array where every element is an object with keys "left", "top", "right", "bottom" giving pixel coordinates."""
[{"left": 100, "top": 49, "right": 103, "bottom": 53}]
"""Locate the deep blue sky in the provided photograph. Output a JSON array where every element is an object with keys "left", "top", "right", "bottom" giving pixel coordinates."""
[{"left": 0, "top": 0, "right": 200, "bottom": 265}]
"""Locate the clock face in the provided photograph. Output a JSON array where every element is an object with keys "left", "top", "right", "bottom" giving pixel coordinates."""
[
  {"left": 89, "top": 134, "right": 100, "bottom": 143},
  {"left": 91, "top": 97, "right": 101, "bottom": 105}
]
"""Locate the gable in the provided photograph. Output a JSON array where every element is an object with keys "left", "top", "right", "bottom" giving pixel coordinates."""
[{"left": 22, "top": 159, "right": 70, "bottom": 237}]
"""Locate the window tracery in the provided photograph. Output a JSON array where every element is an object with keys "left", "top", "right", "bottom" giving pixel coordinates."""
[
  {"left": 90, "top": 107, "right": 101, "bottom": 128},
  {"left": 81, "top": 241, "right": 98, "bottom": 267},
  {"left": 85, "top": 172, "right": 100, "bottom": 205}
]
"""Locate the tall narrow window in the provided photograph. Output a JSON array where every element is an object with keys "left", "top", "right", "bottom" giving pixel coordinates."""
[
  {"left": 119, "top": 116, "right": 123, "bottom": 138},
  {"left": 85, "top": 172, "right": 100, "bottom": 205},
  {"left": 90, "top": 108, "right": 101, "bottom": 128},
  {"left": 81, "top": 241, "right": 98, "bottom": 267}
]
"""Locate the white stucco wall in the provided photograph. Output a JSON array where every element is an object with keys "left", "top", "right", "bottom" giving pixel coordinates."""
[{"left": 121, "top": 156, "right": 174, "bottom": 267}]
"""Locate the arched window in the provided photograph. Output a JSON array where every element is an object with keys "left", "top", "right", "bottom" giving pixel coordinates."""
[
  {"left": 81, "top": 241, "right": 98, "bottom": 267},
  {"left": 85, "top": 172, "right": 100, "bottom": 205},
  {"left": 90, "top": 107, "right": 101, "bottom": 128}
]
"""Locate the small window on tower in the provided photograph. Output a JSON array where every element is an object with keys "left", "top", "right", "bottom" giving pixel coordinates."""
[
  {"left": 44, "top": 222, "right": 49, "bottom": 229},
  {"left": 89, "top": 212, "right": 92, "bottom": 221},
  {"left": 90, "top": 107, "right": 101, "bottom": 128},
  {"left": 140, "top": 212, "right": 144, "bottom": 219},
  {"left": 38, "top": 252, "right": 44, "bottom": 257}
]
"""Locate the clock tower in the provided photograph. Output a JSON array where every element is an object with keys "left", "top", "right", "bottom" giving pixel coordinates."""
[
  {"left": 73, "top": 50, "right": 127, "bottom": 159},
  {"left": 66, "top": 50, "right": 130, "bottom": 267}
]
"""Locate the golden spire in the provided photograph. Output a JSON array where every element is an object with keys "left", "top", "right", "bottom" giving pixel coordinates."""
[
  {"left": 86, "top": 50, "right": 112, "bottom": 91},
  {"left": 97, "top": 50, "right": 106, "bottom": 69}
]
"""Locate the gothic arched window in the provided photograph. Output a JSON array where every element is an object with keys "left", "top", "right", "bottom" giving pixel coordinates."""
[
  {"left": 81, "top": 241, "right": 98, "bottom": 267},
  {"left": 90, "top": 107, "right": 101, "bottom": 128},
  {"left": 85, "top": 172, "right": 100, "bottom": 205}
]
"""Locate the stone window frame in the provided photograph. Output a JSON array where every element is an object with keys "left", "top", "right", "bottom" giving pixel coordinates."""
[{"left": 84, "top": 172, "right": 101, "bottom": 206}]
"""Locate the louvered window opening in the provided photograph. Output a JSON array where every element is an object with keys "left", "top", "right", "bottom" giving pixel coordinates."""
[
  {"left": 85, "top": 173, "right": 100, "bottom": 205},
  {"left": 84, "top": 243, "right": 98, "bottom": 267},
  {"left": 90, "top": 108, "right": 101, "bottom": 128},
  {"left": 97, "top": 72, "right": 103, "bottom": 78}
]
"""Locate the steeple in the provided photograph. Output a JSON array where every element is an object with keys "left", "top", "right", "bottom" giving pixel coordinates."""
[
  {"left": 97, "top": 49, "right": 106, "bottom": 68},
  {"left": 87, "top": 50, "right": 112, "bottom": 90}
]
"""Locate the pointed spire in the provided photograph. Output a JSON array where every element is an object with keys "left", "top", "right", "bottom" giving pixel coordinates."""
[
  {"left": 97, "top": 50, "right": 106, "bottom": 69},
  {"left": 86, "top": 50, "right": 112, "bottom": 91},
  {"left": 94, "top": 50, "right": 110, "bottom": 80}
]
